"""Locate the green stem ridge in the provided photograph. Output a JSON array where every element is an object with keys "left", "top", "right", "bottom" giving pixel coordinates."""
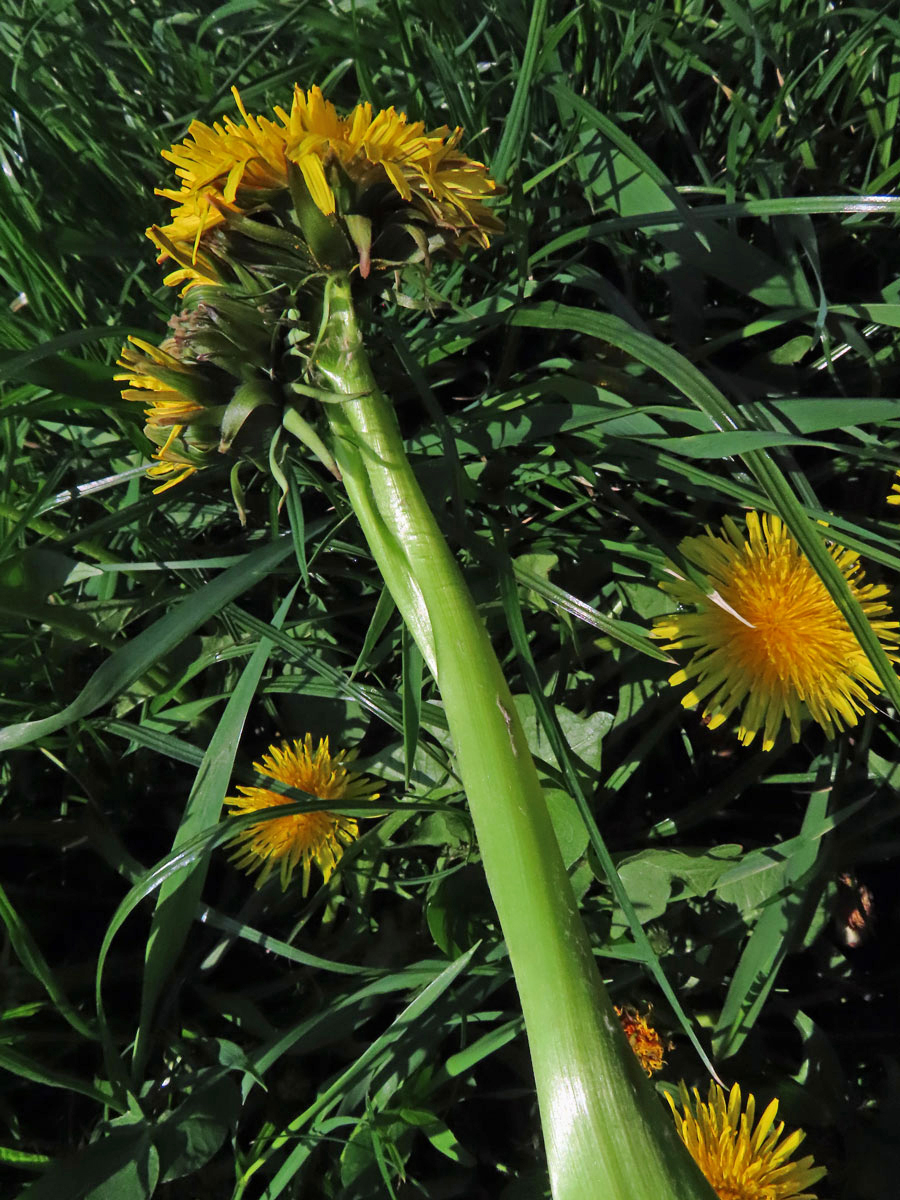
[{"left": 304, "top": 273, "right": 715, "bottom": 1200}]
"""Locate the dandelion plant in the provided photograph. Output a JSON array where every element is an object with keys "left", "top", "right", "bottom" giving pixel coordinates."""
[
  {"left": 7, "top": 7, "right": 896, "bottom": 1198},
  {"left": 124, "top": 82, "right": 717, "bottom": 1200}
]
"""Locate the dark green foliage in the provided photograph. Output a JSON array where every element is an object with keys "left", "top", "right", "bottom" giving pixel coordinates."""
[{"left": 2, "top": 1, "right": 900, "bottom": 1196}]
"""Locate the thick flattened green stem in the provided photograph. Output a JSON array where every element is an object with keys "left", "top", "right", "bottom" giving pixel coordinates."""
[{"left": 307, "top": 273, "right": 715, "bottom": 1200}]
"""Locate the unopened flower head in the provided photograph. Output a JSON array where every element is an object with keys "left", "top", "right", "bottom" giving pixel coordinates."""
[
  {"left": 667, "top": 1081, "right": 826, "bottom": 1200},
  {"left": 141, "top": 425, "right": 214, "bottom": 494},
  {"left": 151, "top": 84, "right": 502, "bottom": 282},
  {"left": 615, "top": 1005, "right": 668, "bottom": 1076},
  {"left": 652, "top": 511, "right": 899, "bottom": 751},
  {"left": 116, "top": 283, "right": 285, "bottom": 496},
  {"left": 224, "top": 734, "right": 380, "bottom": 895},
  {"left": 114, "top": 335, "right": 223, "bottom": 493},
  {"left": 116, "top": 336, "right": 212, "bottom": 428}
]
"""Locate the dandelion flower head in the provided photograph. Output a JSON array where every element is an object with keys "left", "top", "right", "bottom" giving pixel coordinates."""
[
  {"left": 115, "top": 336, "right": 207, "bottom": 429},
  {"left": 225, "top": 734, "right": 380, "bottom": 894},
  {"left": 652, "top": 511, "right": 899, "bottom": 751},
  {"left": 667, "top": 1081, "right": 826, "bottom": 1200},
  {"left": 114, "top": 335, "right": 224, "bottom": 493},
  {"left": 150, "top": 84, "right": 502, "bottom": 282},
  {"left": 615, "top": 1005, "right": 668, "bottom": 1076}
]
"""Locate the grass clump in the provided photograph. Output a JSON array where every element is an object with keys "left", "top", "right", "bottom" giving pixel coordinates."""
[{"left": 2, "top": 2, "right": 900, "bottom": 1198}]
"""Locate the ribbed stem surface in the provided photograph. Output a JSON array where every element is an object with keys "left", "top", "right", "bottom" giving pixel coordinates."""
[{"left": 310, "top": 273, "right": 716, "bottom": 1200}]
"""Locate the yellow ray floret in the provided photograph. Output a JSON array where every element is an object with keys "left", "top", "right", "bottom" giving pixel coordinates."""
[
  {"left": 224, "top": 734, "right": 380, "bottom": 895},
  {"left": 158, "top": 91, "right": 291, "bottom": 206},
  {"left": 652, "top": 511, "right": 899, "bottom": 751},
  {"left": 146, "top": 209, "right": 227, "bottom": 293},
  {"left": 667, "top": 1081, "right": 826, "bottom": 1200}
]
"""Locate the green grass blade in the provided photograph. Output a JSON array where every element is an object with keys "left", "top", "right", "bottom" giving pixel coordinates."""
[
  {"left": 491, "top": 0, "right": 547, "bottom": 183},
  {"left": 0, "top": 1046, "right": 118, "bottom": 1111},
  {"left": 132, "top": 584, "right": 298, "bottom": 1077},
  {"left": 243, "top": 945, "right": 481, "bottom": 1198},
  {"left": 510, "top": 302, "right": 900, "bottom": 716},
  {"left": 0, "top": 536, "right": 294, "bottom": 753},
  {"left": 0, "top": 882, "right": 96, "bottom": 1041},
  {"left": 712, "top": 787, "right": 831, "bottom": 1058}
]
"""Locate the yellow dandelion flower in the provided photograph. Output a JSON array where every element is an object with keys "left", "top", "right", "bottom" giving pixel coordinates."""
[
  {"left": 152, "top": 84, "right": 501, "bottom": 278},
  {"left": 667, "top": 1082, "right": 826, "bottom": 1200},
  {"left": 888, "top": 471, "right": 900, "bottom": 506},
  {"left": 150, "top": 90, "right": 292, "bottom": 283},
  {"left": 224, "top": 734, "right": 380, "bottom": 895},
  {"left": 279, "top": 86, "right": 501, "bottom": 244},
  {"left": 615, "top": 1005, "right": 669, "bottom": 1076},
  {"left": 651, "top": 511, "right": 899, "bottom": 751},
  {"left": 116, "top": 336, "right": 223, "bottom": 493},
  {"left": 115, "top": 336, "right": 208, "bottom": 428}
]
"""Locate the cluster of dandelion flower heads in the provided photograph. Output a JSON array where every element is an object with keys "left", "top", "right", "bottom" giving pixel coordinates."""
[
  {"left": 117, "top": 83, "right": 501, "bottom": 496},
  {"left": 224, "top": 733, "right": 380, "bottom": 896},
  {"left": 652, "top": 510, "right": 899, "bottom": 751},
  {"left": 149, "top": 83, "right": 502, "bottom": 288}
]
